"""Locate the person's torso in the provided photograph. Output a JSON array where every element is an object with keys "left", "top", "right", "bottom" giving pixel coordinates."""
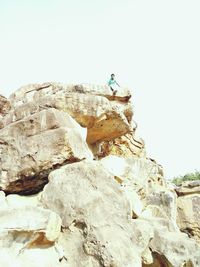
[{"left": 108, "top": 79, "right": 116, "bottom": 86}]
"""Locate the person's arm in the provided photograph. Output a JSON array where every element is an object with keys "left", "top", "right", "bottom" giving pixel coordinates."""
[{"left": 116, "top": 81, "right": 120, "bottom": 87}]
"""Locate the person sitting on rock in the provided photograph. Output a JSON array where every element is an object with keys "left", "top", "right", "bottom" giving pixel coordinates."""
[{"left": 108, "top": 74, "right": 120, "bottom": 96}]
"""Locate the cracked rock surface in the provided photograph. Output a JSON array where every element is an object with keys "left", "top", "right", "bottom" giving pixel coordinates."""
[{"left": 0, "top": 83, "right": 199, "bottom": 267}]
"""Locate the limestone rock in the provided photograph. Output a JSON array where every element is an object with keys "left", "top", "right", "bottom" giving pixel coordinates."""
[
  {"left": 0, "top": 206, "right": 61, "bottom": 243},
  {"left": 100, "top": 155, "right": 164, "bottom": 200},
  {"left": 0, "top": 95, "right": 11, "bottom": 129},
  {"left": 0, "top": 191, "right": 67, "bottom": 266},
  {"left": 0, "top": 108, "right": 92, "bottom": 194},
  {"left": 177, "top": 194, "right": 200, "bottom": 243},
  {"left": 0, "top": 190, "right": 41, "bottom": 209},
  {"left": 136, "top": 209, "right": 200, "bottom": 267},
  {"left": 0, "top": 81, "right": 199, "bottom": 266},
  {"left": 146, "top": 189, "right": 177, "bottom": 222},
  {"left": 2, "top": 83, "right": 133, "bottom": 144},
  {"left": 40, "top": 160, "right": 146, "bottom": 266},
  {"left": 0, "top": 95, "right": 10, "bottom": 116},
  {"left": 94, "top": 133, "right": 146, "bottom": 158},
  {"left": 175, "top": 181, "right": 200, "bottom": 243},
  {"left": 175, "top": 180, "right": 200, "bottom": 196},
  {"left": 9, "top": 83, "right": 131, "bottom": 106},
  {"left": 148, "top": 227, "right": 200, "bottom": 267},
  {"left": 0, "top": 203, "right": 64, "bottom": 267},
  {"left": 40, "top": 160, "right": 200, "bottom": 267}
]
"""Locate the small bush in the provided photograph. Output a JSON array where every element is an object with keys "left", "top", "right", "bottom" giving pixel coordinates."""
[{"left": 172, "top": 170, "right": 200, "bottom": 185}]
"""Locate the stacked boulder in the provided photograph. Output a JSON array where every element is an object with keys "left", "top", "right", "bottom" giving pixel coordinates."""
[{"left": 0, "top": 82, "right": 199, "bottom": 267}]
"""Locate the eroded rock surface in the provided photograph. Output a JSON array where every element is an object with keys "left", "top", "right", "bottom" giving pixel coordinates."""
[
  {"left": 94, "top": 133, "right": 146, "bottom": 158},
  {"left": 0, "top": 191, "right": 63, "bottom": 267},
  {"left": 0, "top": 82, "right": 199, "bottom": 266},
  {"left": 40, "top": 160, "right": 200, "bottom": 267},
  {"left": 0, "top": 95, "right": 11, "bottom": 116},
  {"left": 2, "top": 83, "right": 133, "bottom": 144},
  {"left": 0, "top": 108, "right": 92, "bottom": 194},
  {"left": 41, "top": 160, "right": 140, "bottom": 267},
  {"left": 176, "top": 181, "right": 200, "bottom": 243},
  {"left": 100, "top": 155, "right": 164, "bottom": 201}
]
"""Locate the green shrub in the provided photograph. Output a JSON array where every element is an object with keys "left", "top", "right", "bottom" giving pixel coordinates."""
[{"left": 172, "top": 170, "right": 200, "bottom": 185}]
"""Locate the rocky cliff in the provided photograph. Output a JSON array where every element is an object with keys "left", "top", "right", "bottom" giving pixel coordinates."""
[{"left": 0, "top": 82, "right": 199, "bottom": 267}]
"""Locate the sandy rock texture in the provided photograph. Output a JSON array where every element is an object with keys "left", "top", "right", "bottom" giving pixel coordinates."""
[
  {"left": 0, "top": 108, "right": 92, "bottom": 194},
  {"left": 0, "top": 95, "right": 11, "bottom": 129},
  {"left": 176, "top": 181, "right": 200, "bottom": 243},
  {"left": 2, "top": 83, "right": 134, "bottom": 144},
  {"left": 40, "top": 160, "right": 200, "bottom": 267},
  {"left": 0, "top": 95, "right": 11, "bottom": 116},
  {"left": 0, "top": 82, "right": 199, "bottom": 267}
]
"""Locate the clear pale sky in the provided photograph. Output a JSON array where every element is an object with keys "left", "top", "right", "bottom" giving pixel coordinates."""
[{"left": 0, "top": 0, "right": 199, "bottom": 179}]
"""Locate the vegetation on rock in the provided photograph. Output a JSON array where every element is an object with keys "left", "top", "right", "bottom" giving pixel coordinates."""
[{"left": 172, "top": 170, "right": 200, "bottom": 185}]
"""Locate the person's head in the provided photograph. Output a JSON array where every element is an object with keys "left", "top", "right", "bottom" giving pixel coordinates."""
[{"left": 111, "top": 74, "right": 115, "bottom": 79}]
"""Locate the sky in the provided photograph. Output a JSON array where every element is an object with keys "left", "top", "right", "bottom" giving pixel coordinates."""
[{"left": 0, "top": 0, "right": 199, "bottom": 179}]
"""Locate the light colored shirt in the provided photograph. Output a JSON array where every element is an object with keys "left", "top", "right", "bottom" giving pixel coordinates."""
[{"left": 108, "top": 79, "right": 117, "bottom": 86}]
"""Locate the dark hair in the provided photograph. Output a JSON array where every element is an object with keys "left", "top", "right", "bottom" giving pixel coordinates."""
[{"left": 111, "top": 73, "right": 115, "bottom": 76}]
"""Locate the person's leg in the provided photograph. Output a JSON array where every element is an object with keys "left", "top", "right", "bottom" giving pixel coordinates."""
[{"left": 113, "top": 90, "right": 117, "bottom": 96}]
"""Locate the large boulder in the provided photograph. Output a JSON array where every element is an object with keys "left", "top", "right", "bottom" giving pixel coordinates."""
[
  {"left": 139, "top": 205, "right": 200, "bottom": 267},
  {"left": 175, "top": 180, "right": 200, "bottom": 196},
  {"left": 40, "top": 160, "right": 200, "bottom": 267},
  {"left": 100, "top": 155, "right": 164, "bottom": 200},
  {"left": 176, "top": 181, "right": 200, "bottom": 243},
  {"left": 0, "top": 191, "right": 65, "bottom": 267},
  {"left": 0, "top": 108, "right": 92, "bottom": 194},
  {"left": 2, "top": 83, "right": 133, "bottom": 144},
  {"left": 0, "top": 81, "right": 199, "bottom": 266},
  {"left": 40, "top": 160, "right": 147, "bottom": 266}
]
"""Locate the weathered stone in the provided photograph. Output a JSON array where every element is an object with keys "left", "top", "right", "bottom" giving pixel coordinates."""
[
  {"left": 3, "top": 83, "right": 133, "bottom": 144},
  {"left": 0, "top": 190, "right": 41, "bottom": 209},
  {"left": 100, "top": 155, "right": 165, "bottom": 200},
  {"left": 6, "top": 193, "right": 41, "bottom": 208},
  {"left": 0, "top": 191, "right": 66, "bottom": 266},
  {"left": 40, "top": 160, "right": 145, "bottom": 266},
  {"left": 9, "top": 83, "right": 132, "bottom": 106},
  {"left": 149, "top": 226, "right": 200, "bottom": 267},
  {"left": 146, "top": 189, "right": 177, "bottom": 222},
  {"left": 177, "top": 194, "right": 200, "bottom": 243},
  {"left": 93, "top": 133, "right": 146, "bottom": 158},
  {"left": 135, "top": 212, "right": 200, "bottom": 267},
  {"left": 40, "top": 160, "right": 200, "bottom": 267},
  {"left": 0, "top": 206, "right": 61, "bottom": 243},
  {"left": 0, "top": 95, "right": 11, "bottom": 116},
  {"left": 0, "top": 206, "right": 63, "bottom": 267},
  {"left": 175, "top": 180, "right": 200, "bottom": 196},
  {"left": 0, "top": 108, "right": 92, "bottom": 194},
  {"left": 0, "top": 81, "right": 199, "bottom": 267}
]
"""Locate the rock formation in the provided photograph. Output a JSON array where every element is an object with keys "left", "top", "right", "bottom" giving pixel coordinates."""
[
  {"left": 0, "top": 82, "right": 199, "bottom": 267},
  {"left": 176, "top": 181, "right": 200, "bottom": 243}
]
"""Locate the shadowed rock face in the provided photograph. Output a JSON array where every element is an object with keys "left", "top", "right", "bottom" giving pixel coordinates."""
[
  {"left": 0, "top": 108, "right": 92, "bottom": 194},
  {"left": 0, "top": 95, "right": 11, "bottom": 129},
  {"left": 95, "top": 133, "right": 146, "bottom": 158},
  {"left": 0, "top": 82, "right": 200, "bottom": 267},
  {"left": 2, "top": 83, "right": 133, "bottom": 143},
  {"left": 0, "top": 83, "right": 139, "bottom": 194},
  {"left": 176, "top": 181, "right": 200, "bottom": 243},
  {"left": 0, "top": 95, "right": 11, "bottom": 116}
]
